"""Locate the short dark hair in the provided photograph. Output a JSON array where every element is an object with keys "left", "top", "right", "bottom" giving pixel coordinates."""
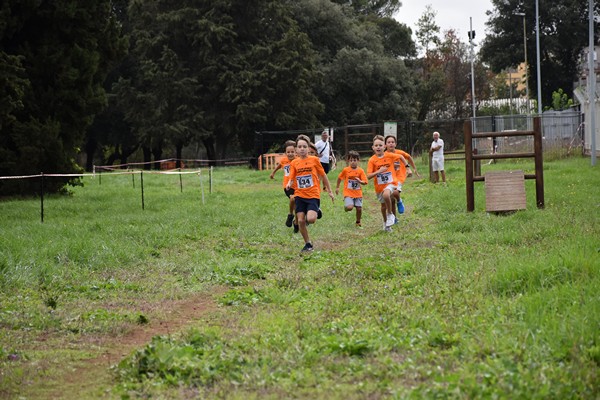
[
  {"left": 384, "top": 135, "right": 397, "bottom": 144},
  {"left": 347, "top": 150, "right": 360, "bottom": 161}
]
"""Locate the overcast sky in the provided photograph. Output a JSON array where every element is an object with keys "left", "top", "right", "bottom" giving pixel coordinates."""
[{"left": 394, "top": 0, "right": 494, "bottom": 45}]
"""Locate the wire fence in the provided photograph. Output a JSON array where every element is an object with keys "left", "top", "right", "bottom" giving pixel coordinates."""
[{"left": 0, "top": 167, "right": 212, "bottom": 223}]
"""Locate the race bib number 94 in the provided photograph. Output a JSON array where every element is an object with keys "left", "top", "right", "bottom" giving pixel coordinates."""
[
  {"left": 377, "top": 172, "right": 392, "bottom": 185},
  {"left": 297, "top": 174, "right": 314, "bottom": 189}
]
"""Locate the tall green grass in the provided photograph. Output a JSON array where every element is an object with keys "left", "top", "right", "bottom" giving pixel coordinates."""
[{"left": 1, "top": 157, "right": 599, "bottom": 399}]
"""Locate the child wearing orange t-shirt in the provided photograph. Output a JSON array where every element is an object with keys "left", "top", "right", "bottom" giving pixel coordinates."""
[
  {"left": 367, "top": 135, "right": 404, "bottom": 231},
  {"left": 270, "top": 140, "right": 297, "bottom": 230},
  {"left": 286, "top": 135, "right": 335, "bottom": 254},
  {"left": 335, "top": 151, "right": 367, "bottom": 228},
  {"left": 384, "top": 135, "right": 420, "bottom": 179},
  {"left": 384, "top": 135, "right": 414, "bottom": 217}
]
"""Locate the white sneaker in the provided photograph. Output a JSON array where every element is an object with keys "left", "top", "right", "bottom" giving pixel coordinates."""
[
  {"left": 384, "top": 226, "right": 392, "bottom": 232},
  {"left": 385, "top": 213, "right": 395, "bottom": 227}
]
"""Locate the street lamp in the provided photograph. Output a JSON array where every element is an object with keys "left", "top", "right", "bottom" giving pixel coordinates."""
[
  {"left": 514, "top": 12, "right": 529, "bottom": 113},
  {"left": 468, "top": 17, "right": 476, "bottom": 119},
  {"left": 535, "top": 0, "right": 542, "bottom": 114}
]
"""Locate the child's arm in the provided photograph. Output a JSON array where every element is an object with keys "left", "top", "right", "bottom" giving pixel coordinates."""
[
  {"left": 405, "top": 154, "right": 420, "bottom": 178},
  {"left": 358, "top": 170, "right": 368, "bottom": 185},
  {"left": 321, "top": 174, "right": 335, "bottom": 202},
  {"left": 285, "top": 165, "right": 296, "bottom": 189},
  {"left": 335, "top": 177, "right": 342, "bottom": 195},
  {"left": 269, "top": 163, "right": 282, "bottom": 179},
  {"left": 367, "top": 166, "right": 387, "bottom": 180}
]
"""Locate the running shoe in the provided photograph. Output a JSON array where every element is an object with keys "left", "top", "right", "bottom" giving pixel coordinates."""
[
  {"left": 356, "top": 222, "right": 362, "bottom": 229},
  {"left": 300, "top": 242, "right": 314, "bottom": 254},
  {"left": 293, "top": 223, "right": 299, "bottom": 233},
  {"left": 317, "top": 209, "right": 323, "bottom": 219},
  {"left": 385, "top": 213, "right": 395, "bottom": 227},
  {"left": 285, "top": 214, "right": 294, "bottom": 227},
  {"left": 397, "top": 199, "right": 405, "bottom": 214},
  {"left": 384, "top": 226, "right": 393, "bottom": 232}
]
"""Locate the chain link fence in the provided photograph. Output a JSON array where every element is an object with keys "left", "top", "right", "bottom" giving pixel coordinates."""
[{"left": 255, "top": 111, "right": 584, "bottom": 169}]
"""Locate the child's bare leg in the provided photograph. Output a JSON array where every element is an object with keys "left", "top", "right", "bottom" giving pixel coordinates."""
[
  {"left": 306, "top": 210, "right": 318, "bottom": 225},
  {"left": 356, "top": 206, "right": 362, "bottom": 223},
  {"left": 297, "top": 212, "right": 310, "bottom": 243},
  {"left": 289, "top": 196, "right": 295, "bottom": 214},
  {"left": 344, "top": 205, "right": 354, "bottom": 212},
  {"left": 380, "top": 203, "right": 387, "bottom": 222},
  {"left": 383, "top": 189, "right": 393, "bottom": 215}
]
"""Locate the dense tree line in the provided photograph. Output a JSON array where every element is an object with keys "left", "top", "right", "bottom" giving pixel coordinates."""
[
  {"left": 1, "top": 0, "right": 419, "bottom": 195},
  {"left": 2, "top": 0, "right": 593, "bottom": 195},
  {"left": 0, "top": 1, "right": 125, "bottom": 194}
]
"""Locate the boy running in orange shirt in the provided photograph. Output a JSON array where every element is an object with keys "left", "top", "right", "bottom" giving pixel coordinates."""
[
  {"left": 286, "top": 135, "right": 335, "bottom": 254},
  {"left": 335, "top": 151, "right": 367, "bottom": 228},
  {"left": 367, "top": 135, "right": 405, "bottom": 232},
  {"left": 270, "top": 140, "right": 297, "bottom": 229}
]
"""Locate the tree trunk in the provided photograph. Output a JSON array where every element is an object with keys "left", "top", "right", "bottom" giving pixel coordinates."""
[
  {"left": 104, "top": 147, "right": 121, "bottom": 168},
  {"left": 84, "top": 137, "right": 97, "bottom": 172},
  {"left": 152, "top": 145, "right": 162, "bottom": 170},
  {"left": 217, "top": 134, "right": 230, "bottom": 166},
  {"left": 119, "top": 144, "right": 138, "bottom": 167},
  {"left": 202, "top": 137, "right": 216, "bottom": 167},
  {"left": 176, "top": 143, "right": 183, "bottom": 168},
  {"left": 142, "top": 146, "right": 152, "bottom": 170}
]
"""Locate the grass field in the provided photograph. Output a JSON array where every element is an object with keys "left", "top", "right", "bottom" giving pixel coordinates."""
[{"left": 0, "top": 156, "right": 599, "bottom": 399}]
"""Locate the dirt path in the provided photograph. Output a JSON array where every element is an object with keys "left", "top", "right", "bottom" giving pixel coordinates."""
[{"left": 38, "top": 289, "right": 225, "bottom": 399}]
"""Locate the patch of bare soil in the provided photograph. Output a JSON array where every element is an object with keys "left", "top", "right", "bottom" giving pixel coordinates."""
[{"left": 39, "top": 288, "right": 226, "bottom": 399}]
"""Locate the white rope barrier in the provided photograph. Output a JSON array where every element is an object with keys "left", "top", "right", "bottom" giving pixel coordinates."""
[
  {"left": 0, "top": 174, "right": 43, "bottom": 180},
  {"left": 0, "top": 169, "right": 204, "bottom": 180},
  {"left": 1, "top": 168, "right": 208, "bottom": 222}
]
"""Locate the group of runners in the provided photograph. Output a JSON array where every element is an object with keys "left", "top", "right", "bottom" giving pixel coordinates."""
[{"left": 270, "top": 131, "right": 424, "bottom": 254}]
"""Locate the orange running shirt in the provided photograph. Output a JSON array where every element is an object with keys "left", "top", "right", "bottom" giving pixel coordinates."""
[
  {"left": 367, "top": 152, "right": 401, "bottom": 194},
  {"left": 279, "top": 156, "right": 295, "bottom": 189},
  {"left": 337, "top": 166, "right": 367, "bottom": 198},
  {"left": 288, "top": 155, "right": 325, "bottom": 199},
  {"left": 387, "top": 149, "right": 409, "bottom": 184}
]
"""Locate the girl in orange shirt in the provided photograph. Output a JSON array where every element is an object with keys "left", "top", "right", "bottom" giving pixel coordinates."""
[{"left": 384, "top": 135, "right": 415, "bottom": 216}]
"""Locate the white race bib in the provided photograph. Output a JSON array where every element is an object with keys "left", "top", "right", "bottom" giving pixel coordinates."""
[
  {"left": 284, "top": 165, "right": 290, "bottom": 176},
  {"left": 347, "top": 179, "right": 360, "bottom": 190},
  {"left": 296, "top": 174, "right": 314, "bottom": 189},
  {"left": 376, "top": 172, "right": 392, "bottom": 185}
]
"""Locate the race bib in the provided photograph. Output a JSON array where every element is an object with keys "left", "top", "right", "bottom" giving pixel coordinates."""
[
  {"left": 347, "top": 179, "right": 360, "bottom": 190},
  {"left": 296, "top": 174, "right": 314, "bottom": 189},
  {"left": 283, "top": 165, "right": 290, "bottom": 176},
  {"left": 377, "top": 172, "right": 392, "bottom": 185}
]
